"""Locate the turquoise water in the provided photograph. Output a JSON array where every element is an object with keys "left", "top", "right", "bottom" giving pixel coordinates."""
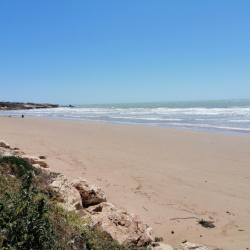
[
  {"left": 1, "top": 99, "right": 250, "bottom": 135},
  {"left": 77, "top": 99, "right": 250, "bottom": 109}
]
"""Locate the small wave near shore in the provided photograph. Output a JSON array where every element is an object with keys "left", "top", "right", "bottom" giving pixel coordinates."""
[{"left": 1, "top": 99, "right": 250, "bottom": 135}]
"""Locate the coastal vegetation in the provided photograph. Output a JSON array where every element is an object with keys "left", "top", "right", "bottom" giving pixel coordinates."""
[
  {"left": 0, "top": 156, "right": 133, "bottom": 250},
  {"left": 0, "top": 102, "right": 59, "bottom": 110}
]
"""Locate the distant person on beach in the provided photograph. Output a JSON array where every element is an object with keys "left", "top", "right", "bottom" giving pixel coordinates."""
[{"left": 22, "top": 115, "right": 24, "bottom": 118}]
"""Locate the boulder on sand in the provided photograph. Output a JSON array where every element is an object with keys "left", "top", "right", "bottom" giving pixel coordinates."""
[
  {"left": 50, "top": 175, "right": 83, "bottom": 211},
  {"left": 174, "top": 242, "right": 211, "bottom": 250},
  {"left": 33, "top": 164, "right": 52, "bottom": 179},
  {"left": 152, "top": 243, "right": 174, "bottom": 250},
  {"left": 0, "top": 140, "right": 10, "bottom": 148},
  {"left": 84, "top": 202, "right": 154, "bottom": 247},
  {"left": 20, "top": 155, "right": 48, "bottom": 168},
  {"left": 12, "top": 150, "right": 26, "bottom": 156},
  {"left": 0, "top": 147, "right": 12, "bottom": 157},
  {"left": 70, "top": 177, "right": 106, "bottom": 205}
]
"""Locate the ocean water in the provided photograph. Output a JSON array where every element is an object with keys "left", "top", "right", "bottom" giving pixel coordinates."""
[{"left": 1, "top": 99, "right": 250, "bottom": 135}]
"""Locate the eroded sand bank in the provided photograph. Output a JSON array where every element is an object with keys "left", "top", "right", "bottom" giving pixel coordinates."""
[{"left": 1, "top": 116, "right": 249, "bottom": 249}]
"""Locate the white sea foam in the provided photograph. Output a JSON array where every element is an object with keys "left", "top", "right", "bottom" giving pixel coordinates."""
[{"left": 1, "top": 100, "right": 250, "bottom": 134}]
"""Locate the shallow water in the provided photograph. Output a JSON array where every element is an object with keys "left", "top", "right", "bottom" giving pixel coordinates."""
[{"left": 1, "top": 99, "right": 250, "bottom": 135}]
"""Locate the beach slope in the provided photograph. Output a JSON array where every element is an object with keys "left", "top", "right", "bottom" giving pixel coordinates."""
[{"left": 1, "top": 116, "right": 249, "bottom": 249}]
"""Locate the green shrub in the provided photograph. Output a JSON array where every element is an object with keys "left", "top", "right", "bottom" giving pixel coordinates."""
[
  {"left": 0, "top": 156, "right": 138, "bottom": 250},
  {"left": 0, "top": 156, "right": 34, "bottom": 177},
  {"left": 0, "top": 172, "right": 60, "bottom": 249}
]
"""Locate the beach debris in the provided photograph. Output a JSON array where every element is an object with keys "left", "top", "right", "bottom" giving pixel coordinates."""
[
  {"left": 154, "top": 221, "right": 162, "bottom": 225},
  {"left": 198, "top": 219, "right": 215, "bottom": 228},
  {"left": 83, "top": 202, "right": 154, "bottom": 246},
  {"left": 171, "top": 230, "right": 174, "bottom": 234},
  {"left": 226, "top": 211, "right": 234, "bottom": 216},
  {"left": 70, "top": 177, "right": 106, "bottom": 205},
  {"left": 170, "top": 217, "right": 199, "bottom": 220},
  {"left": 169, "top": 217, "right": 215, "bottom": 228},
  {"left": 39, "top": 155, "right": 46, "bottom": 159},
  {"left": 142, "top": 206, "right": 148, "bottom": 211}
]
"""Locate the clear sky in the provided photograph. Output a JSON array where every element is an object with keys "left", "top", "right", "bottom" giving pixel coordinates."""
[{"left": 0, "top": 1, "right": 249, "bottom": 105}]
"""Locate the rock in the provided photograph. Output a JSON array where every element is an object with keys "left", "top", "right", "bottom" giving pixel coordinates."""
[
  {"left": 174, "top": 242, "right": 211, "bottom": 250},
  {"left": 50, "top": 176, "right": 83, "bottom": 211},
  {"left": 20, "top": 155, "right": 48, "bottom": 168},
  {"left": 84, "top": 202, "right": 154, "bottom": 246},
  {"left": 59, "top": 203, "right": 78, "bottom": 212},
  {"left": 33, "top": 164, "right": 59, "bottom": 182},
  {"left": 70, "top": 177, "right": 106, "bottom": 205},
  {"left": 12, "top": 150, "right": 26, "bottom": 156},
  {"left": 0, "top": 147, "right": 12, "bottom": 157},
  {"left": 75, "top": 209, "right": 88, "bottom": 217},
  {"left": 0, "top": 140, "right": 10, "bottom": 148},
  {"left": 33, "top": 164, "right": 52, "bottom": 177},
  {"left": 152, "top": 243, "right": 173, "bottom": 250}
]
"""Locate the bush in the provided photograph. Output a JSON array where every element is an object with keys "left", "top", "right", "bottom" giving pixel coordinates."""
[
  {"left": 0, "top": 157, "right": 75, "bottom": 249},
  {"left": 0, "top": 172, "right": 60, "bottom": 249},
  {"left": 0, "top": 156, "right": 137, "bottom": 250},
  {"left": 0, "top": 156, "right": 34, "bottom": 177}
]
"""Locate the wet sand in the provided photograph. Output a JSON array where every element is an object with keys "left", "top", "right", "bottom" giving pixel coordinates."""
[{"left": 1, "top": 116, "right": 250, "bottom": 249}]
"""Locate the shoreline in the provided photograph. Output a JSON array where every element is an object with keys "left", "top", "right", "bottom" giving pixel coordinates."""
[
  {"left": 1, "top": 116, "right": 250, "bottom": 249},
  {"left": 1, "top": 112, "right": 250, "bottom": 136}
]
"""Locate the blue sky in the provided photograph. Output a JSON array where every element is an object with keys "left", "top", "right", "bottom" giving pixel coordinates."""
[{"left": 0, "top": 1, "right": 249, "bottom": 105}]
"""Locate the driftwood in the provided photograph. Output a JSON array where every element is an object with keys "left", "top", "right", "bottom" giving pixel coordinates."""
[
  {"left": 170, "top": 217, "right": 215, "bottom": 228},
  {"left": 170, "top": 217, "right": 199, "bottom": 220}
]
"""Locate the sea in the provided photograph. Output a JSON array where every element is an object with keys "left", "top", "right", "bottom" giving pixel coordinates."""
[{"left": 1, "top": 99, "right": 250, "bottom": 135}]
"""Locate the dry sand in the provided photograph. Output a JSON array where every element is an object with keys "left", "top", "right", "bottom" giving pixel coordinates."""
[{"left": 1, "top": 116, "right": 250, "bottom": 249}]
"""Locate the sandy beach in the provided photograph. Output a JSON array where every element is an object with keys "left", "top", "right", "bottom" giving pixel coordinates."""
[{"left": 1, "top": 116, "right": 250, "bottom": 249}]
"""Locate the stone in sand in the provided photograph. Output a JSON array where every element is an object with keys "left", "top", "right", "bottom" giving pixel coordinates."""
[
  {"left": 70, "top": 177, "right": 106, "bottom": 205},
  {"left": 50, "top": 175, "right": 83, "bottom": 211},
  {"left": 12, "top": 150, "right": 26, "bottom": 156},
  {"left": 0, "top": 147, "right": 12, "bottom": 157},
  {"left": 20, "top": 155, "right": 49, "bottom": 168},
  {"left": 0, "top": 140, "right": 10, "bottom": 148},
  {"left": 33, "top": 164, "right": 52, "bottom": 179},
  {"left": 84, "top": 202, "right": 154, "bottom": 247},
  {"left": 152, "top": 243, "right": 174, "bottom": 250},
  {"left": 174, "top": 242, "right": 211, "bottom": 250}
]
